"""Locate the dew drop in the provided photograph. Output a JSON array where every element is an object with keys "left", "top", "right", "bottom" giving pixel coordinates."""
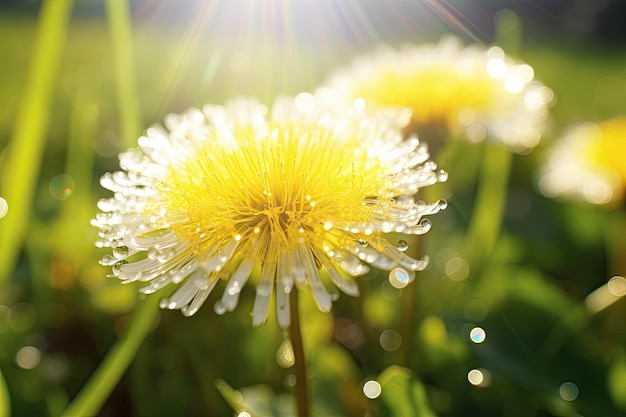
[
  {"left": 437, "top": 199, "right": 448, "bottom": 210},
  {"left": 276, "top": 339, "right": 295, "bottom": 368},
  {"left": 113, "top": 246, "right": 129, "bottom": 259},
  {"left": 357, "top": 238, "right": 368, "bottom": 247},
  {"left": 437, "top": 169, "right": 449, "bottom": 182},
  {"left": 214, "top": 301, "right": 227, "bottom": 315},
  {"left": 112, "top": 260, "right": 128, "bottom": 275},
  {"left": 396, "top": 240, "right": 409, "bottom": 252}
]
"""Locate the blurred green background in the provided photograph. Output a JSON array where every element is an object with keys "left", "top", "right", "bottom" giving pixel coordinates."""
[{"left": 1, "top": 1, "right": 626, "bottom": 416}]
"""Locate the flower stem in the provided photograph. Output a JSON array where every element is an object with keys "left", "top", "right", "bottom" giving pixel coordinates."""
[
  {"left": 61, "top": 296, "right": 160, "bottom": 417},
  {"left": 463, "top": 142, "right": 513, "bottom": 272},
  {"left": 289, "top": 291, "right": 310, "bottom": 417}
]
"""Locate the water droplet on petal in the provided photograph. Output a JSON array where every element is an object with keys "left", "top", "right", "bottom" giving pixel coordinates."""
[
  {"left": 357, "top": 238, "right": 368, "bottom": 247},
  {"left": 437, "top": 169, "right": 449, "bottom": 182},
  {"left": 113, "top": 246, "right": 129, "bottom": 259},
  {"left": 396, "top": 240, "right": 409, "bottom": 252},
  {"left": 214, "top": 301, "right": 227, "bottom": 315},
  {"left": 438, "top": 199, "right": 448, "bottom": 210},
  {"left": 112, "top": 260, "right": 128, "bottom": 275}
]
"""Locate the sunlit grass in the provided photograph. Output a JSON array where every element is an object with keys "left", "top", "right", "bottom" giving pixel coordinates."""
[{"left": 1, "top": 2, "right": 626, "bottom": 416}]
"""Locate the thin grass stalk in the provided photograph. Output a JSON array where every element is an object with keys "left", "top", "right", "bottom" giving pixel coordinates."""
[
  {"left": 105, "top": 0, "right": 142, "bottom": 149},
  {"left": 463, "top": 142, "right": 513, "bottom": 271},
  {"left": 61, "top": 296, "right": 160, "bottom": 417},
  {"left": 0, "top": 0, "right": 75, "bottom": 284}
]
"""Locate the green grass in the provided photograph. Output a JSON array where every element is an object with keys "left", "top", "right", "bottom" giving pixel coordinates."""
[{"left": 1, "top": 5, "right": 626, "bottom": 417}]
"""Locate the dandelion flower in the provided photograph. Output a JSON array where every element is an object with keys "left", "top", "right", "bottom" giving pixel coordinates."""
[
  {"left": 538, "top": 118, "right": 626, "bottom": 205},
  {"left": 321, "top": 36, "right": 553, "bottom": 153},
  {"left": 93, "top": 96, "right": 447, "bottom": 327}
]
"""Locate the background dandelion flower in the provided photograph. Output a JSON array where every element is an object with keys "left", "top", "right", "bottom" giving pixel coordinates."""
[
  {"left": 93, "top": 96, "right": 447, "bottom": 327},
  {"left": 321, "top": 36, "right": 553, "bottom": 153},
  {"left": 538, "top": 118, "right": 626, "bottom": 205}
]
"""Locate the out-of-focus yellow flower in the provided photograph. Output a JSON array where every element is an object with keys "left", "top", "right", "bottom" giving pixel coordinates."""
[
  {"left": 93, "top": 95, "right": 447, "bottom": 327},
  {"left": 321, "top": 37, "right": 553, "bottom": 153},
  {"left": 538, "top": 118, "right": 626, "bottom": 205}
]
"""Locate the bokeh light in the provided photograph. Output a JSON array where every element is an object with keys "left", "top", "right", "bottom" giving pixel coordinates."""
[
  {"left": 363, "top": 380, "right": 382, "bottom": 399},
  {"left": 388, "top": 267, "right": 415, "bottom": 289},
  {"left": 7, "top": 303, "right": 37, "bottom": 332},
  {"left": 15, "top": 346, "right": 41, "bottom": 370},
  {"left": 0, "top": 196, "right": 7, "bottom": 218},
  {"left": 607, "top": 276, "right": 626, "bottom": 296},
  {"left": 445, "top": 257, "right": 469, "bottom": 281},
  {"left": 469, "top": 327, "right": 486, "bottom": 344},
  {"left": 379, "top": 329, "right": 402, "bottom": 352},
  {"left": 559, "top": 382, "right": 579, "bottom": 401},
  {"left": 468, "top": 369, "right": 491, "bottom": 387},
  {"left": 49, "top": 174, "right": 76, "bottom": 201}
]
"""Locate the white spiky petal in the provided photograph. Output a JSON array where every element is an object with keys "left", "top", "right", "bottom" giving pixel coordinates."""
[{"left": 93, "top": 96, "right": 446, "bottom": 327}]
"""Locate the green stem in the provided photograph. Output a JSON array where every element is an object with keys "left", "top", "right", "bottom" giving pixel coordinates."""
[
  {"left": 0, "top": 367, "right": 9, "bottom": 417},
  {"left": 61, "top": 296, "right": 160, "bottom": 417},
  {"left": 106, "top": 0, "right": 142, "bottom": 149},
  {"left": 0, "top": 0, "right": 74, "bottom": 284},
  {"left": 463, "top": 141, "right": 513, "bottom": 272},
  {"left": 289, "top": 291, "right": 309, "bottom": 417}
]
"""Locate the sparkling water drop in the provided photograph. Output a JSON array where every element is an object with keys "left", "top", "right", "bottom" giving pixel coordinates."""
[
  {"left": 113, "top": 246, "right": 129, "bottom": 259},
  {"left": 437, "top": 199, "right": 448, "bottom": 210},
  {"left": 437, "top": 169, "right": 449, "bottom": 182},
  {"left": 357, "top": 238, "right": 368, "bottom": 247},
  {"left": 214, "top": 301, "right": 227, "bottom": 315},
  {"left": 112, "top": 260, "right": 128, "bottom": 275},
  {"left": 396, "top": 240, "right": 409, "bottom": 252}
]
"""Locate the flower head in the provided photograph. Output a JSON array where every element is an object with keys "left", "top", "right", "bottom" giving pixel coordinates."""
[
  {"left": 321, "top": 36, "right": 553, "bottom": 153},
  {"left": 93, "top": 95, "right": 446, "bottom": 327},
  {"left": 538, "top": 118, "right": 626, "bottom": 205}
]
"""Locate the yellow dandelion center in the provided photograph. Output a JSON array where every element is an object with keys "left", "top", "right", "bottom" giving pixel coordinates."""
[
  {"left": 586, "top": 118, "right": 626, "bottom": 183},
  {"left": 164, "top": 123, "right": 388, "bottom": 259},
  {"left": 351, "top": 65, "right": 495, "bottom": 126}
]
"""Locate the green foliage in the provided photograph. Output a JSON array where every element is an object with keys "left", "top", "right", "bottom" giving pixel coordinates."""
[
  {"left": 377, "top": 366, "right": 437, "bottom": 417},
  {"left": 2, "top": 3, "right": 626, "bottom": 417}
]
